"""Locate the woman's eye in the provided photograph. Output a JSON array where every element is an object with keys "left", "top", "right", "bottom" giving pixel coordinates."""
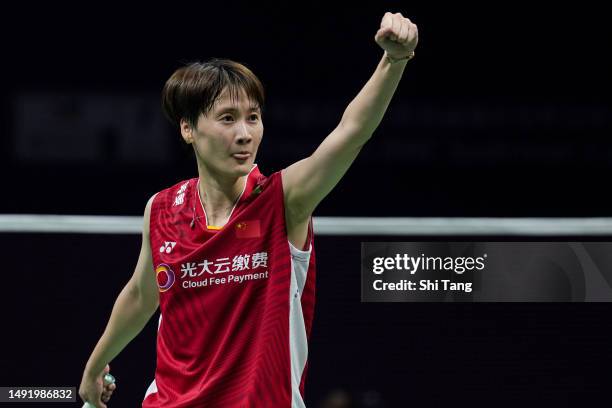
[
  {"left": 222, "top": 116, "right": 233, "bottom": 122},
  {"left": 250, "top": 115, "right": 259, "bottom": 121}
]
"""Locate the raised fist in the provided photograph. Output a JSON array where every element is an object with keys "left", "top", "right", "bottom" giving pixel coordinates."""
[{"left": 375, "top": 12, "right": 418, "bottom": 60}]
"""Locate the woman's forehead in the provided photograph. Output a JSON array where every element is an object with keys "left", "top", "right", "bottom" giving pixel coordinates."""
[{"left": 213, "top": 89, "right": 260, "bottom": 111}]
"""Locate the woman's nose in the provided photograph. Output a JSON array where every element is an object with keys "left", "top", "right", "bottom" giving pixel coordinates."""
[{"left": 235, "top": 122, "right": 252, "bottom": 143}]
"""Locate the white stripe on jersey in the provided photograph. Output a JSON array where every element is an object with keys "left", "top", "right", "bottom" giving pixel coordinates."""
[{"left": 288, "top": 239, "right": 312, "bottom": 408}]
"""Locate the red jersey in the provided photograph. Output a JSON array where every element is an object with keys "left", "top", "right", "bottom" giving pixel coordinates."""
[{"left": 143, "top": 165, "right": 316, "bottom": 408}]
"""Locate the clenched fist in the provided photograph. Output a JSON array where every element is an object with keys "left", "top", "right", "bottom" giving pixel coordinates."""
[{"left": 375, "top": 12, "right": 418, "bottom": 60}]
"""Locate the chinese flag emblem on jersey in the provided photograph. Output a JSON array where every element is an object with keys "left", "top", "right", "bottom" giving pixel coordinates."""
[{"left": 235, "top": 220, "right": 261, "bottom": 238}]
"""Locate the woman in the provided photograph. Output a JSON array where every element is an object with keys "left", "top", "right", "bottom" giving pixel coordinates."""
[{"left": 79, "top": 11, "right": 418, "bottom": 408}]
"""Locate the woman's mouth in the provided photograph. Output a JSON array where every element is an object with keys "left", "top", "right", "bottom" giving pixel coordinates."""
[{"left": 232, "top": 153, "right": 251, "bottom": 160}]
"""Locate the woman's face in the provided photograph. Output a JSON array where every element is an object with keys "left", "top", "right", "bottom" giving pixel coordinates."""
[{"left": 181, "top": 88, "right": 263, "bottom": 178}]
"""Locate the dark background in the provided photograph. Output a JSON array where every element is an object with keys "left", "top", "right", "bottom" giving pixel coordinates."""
[{"left": 0, "top": 1, "right": 610, "bottom": 406}]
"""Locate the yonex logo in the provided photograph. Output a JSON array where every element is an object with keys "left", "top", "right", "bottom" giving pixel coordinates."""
[{"left": 159, "top": 241, "right": 177, "bottom": 253}]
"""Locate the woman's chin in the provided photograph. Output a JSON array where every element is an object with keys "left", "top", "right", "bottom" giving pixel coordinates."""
[{"left": 231, "top": 160, "right": 254, "bottom": 176}]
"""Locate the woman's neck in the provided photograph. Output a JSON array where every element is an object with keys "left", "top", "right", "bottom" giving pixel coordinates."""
[{"left": 196, "top": 164, "right": 247, "bottom": 223}]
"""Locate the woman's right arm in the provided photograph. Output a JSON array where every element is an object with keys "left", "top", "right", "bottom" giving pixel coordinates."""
[{"left": 79, "top": 194, "right": 159, "bottom": 406}]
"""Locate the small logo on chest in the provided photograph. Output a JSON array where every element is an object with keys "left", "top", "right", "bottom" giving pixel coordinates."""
[
  {"left": 160, "top": 241, "right": 177, "bottom": 253},
  {"left": 156, "top": 264, "right": 176, "bottom": 292},
  {"left": 235, "top": 220, "right": 261, "bottom": 239}
]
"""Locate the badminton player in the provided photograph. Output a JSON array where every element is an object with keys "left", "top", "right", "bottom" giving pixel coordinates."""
[{"left": 79, "top": 11, "right": 418, "bottom": 408}]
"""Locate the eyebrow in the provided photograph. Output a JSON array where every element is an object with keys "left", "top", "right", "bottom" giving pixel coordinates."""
[{"left": 216, "top": 105, "right": 261, "bottom": 114}]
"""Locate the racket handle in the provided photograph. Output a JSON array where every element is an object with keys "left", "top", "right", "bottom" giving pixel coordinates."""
[{"left": 82, "top": 373, "right": 116, "bottom": 408}]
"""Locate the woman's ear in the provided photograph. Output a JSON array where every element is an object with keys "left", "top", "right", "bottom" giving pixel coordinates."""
[{"left": 180, "top": 118, "right": 194, "bottom": 144}]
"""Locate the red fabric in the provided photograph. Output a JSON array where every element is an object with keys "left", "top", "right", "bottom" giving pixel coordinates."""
[{"left": 143, "top": 166, "right": 316, "bottom": 408}]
